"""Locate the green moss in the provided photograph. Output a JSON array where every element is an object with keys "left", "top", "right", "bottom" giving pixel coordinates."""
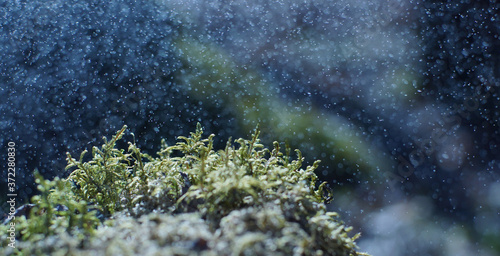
[
  {"left": 0, "top": 172, "right": 100, "bottom": 255},
  {"left": 66, "top": 125, "right": 130, "bottom": 216},
  {"left": 1, "top": 124, "right": 369, "bottom": 256}
]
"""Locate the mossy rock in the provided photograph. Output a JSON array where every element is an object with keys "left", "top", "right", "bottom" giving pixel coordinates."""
[{"left": 0, "top": 124, "right": 369, "bottom": 256}]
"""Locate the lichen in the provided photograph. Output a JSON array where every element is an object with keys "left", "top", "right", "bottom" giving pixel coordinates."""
[{"left": 1, "top": 124, "right": 369, "bottom": 256}]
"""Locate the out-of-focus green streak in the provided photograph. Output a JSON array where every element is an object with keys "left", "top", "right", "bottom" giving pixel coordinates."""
[{"left": 172, "top": 34, "right": 394, "bottom": 178}]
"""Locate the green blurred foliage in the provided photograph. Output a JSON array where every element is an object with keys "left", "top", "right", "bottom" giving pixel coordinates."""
[{"left": 173, "top": 33, "right": 395, "bottom": 180}]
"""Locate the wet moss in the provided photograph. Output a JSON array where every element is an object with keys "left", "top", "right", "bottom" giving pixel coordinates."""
[{"left": 1, "top": 124, "right": 369, "bottom": 256}]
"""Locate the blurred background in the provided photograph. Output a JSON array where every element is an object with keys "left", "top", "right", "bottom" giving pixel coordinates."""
[{"left": 1, "top": 0, "right": 499, "bottom": 255}]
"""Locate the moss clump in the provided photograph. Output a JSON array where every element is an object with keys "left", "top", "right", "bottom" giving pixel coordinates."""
[
  {"left": 16, "top": 173, "right": 99, "bottom": 242},
  {"left": 0, "top": 124, "right": 369, "bottom": 256}
]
